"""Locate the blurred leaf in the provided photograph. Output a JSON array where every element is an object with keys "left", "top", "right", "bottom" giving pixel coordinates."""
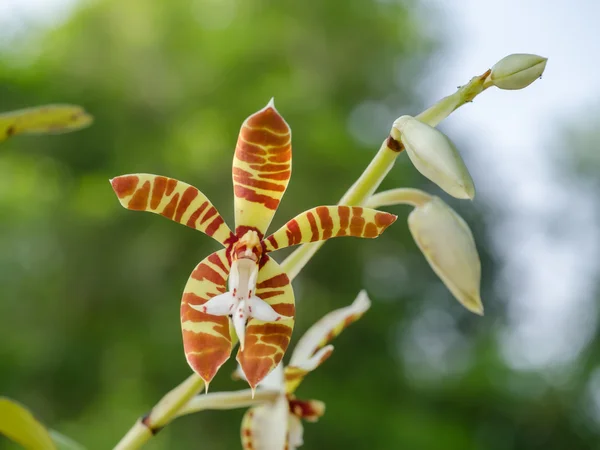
[
  {"left": 0, "top": 105, "right": 93, "bottom": 143},
  {"left": 0, "top": 397, "right": 56, "bottom": 449}
]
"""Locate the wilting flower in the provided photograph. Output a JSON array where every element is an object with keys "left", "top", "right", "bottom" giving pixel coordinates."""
[
  {"left": 177, "top": 291, "right": 371, "bottom": 450},
  {"left": 490, "top": 53, "right": 548, "bottom": 90},
  {"left": 392, "top": 115, "right": 475, "bottom": 200},
  {"left": 110, "top": 100, "right": 396, "bottom": 388},
  {"left": 407, "top": 195, "right": 483, "bottom": 314},
  {"left": 0, "top": 104, "right": 92, "bottom": 143}
]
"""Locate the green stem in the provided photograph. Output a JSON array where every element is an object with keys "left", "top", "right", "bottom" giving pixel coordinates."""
[
  {"left": 113, "top": 374, "right": 204, "bottom": 450},
  {"left": 113, "top": 66, "right": 495, "bottom": 450},
  {"left": 366, "top": 188, "right": 432, "bottom": 209}
]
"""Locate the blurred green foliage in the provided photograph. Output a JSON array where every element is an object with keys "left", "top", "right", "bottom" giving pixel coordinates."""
[{"left": 0, "top": 0, "right": 598, "bottom": 449}]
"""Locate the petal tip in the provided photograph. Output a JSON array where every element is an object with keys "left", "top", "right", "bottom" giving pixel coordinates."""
[
  {"left": 472, "top": 304, "right": 484, "bottom": 316},
  {"left": 354, "top": 290, "right": 372, "bottom": 311},
  {"left": 465, "top": 183, "right": 476, "bottom": 200},
  {"left": 465, "top": 296, "right": 484, "bottom": 316},
  {"left": 375, "top": 211, "right": 398, "bottom": 231}
]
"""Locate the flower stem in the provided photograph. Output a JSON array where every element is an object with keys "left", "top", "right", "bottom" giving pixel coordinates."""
[
  {"left": 113, "top": 66, "right": 495, "bottom": 450},
  {"left": 175, "top": 389, "right": 280, "bottom": 418},
  {"left": 113, "top": 374, "right": 204, "bottom": 449},
  {"left": 366, "top": 188, "right": 432, "bottom": 209}
]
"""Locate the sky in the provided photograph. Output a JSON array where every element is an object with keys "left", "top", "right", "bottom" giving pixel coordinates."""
[{"left": 2, "top": 0, "right": 599, "bottom": 377}]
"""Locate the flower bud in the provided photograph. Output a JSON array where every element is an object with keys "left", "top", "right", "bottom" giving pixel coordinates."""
[
  {"left": 392, "top": 116, "right": 475, "bottom": 199},
  {"left": 408, "top": 196, "right": 483, "bottom": 315},
  {"left": 490, "top": 54, "right": 547, "bottom": 90}
]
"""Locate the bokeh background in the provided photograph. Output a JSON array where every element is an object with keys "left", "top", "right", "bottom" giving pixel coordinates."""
[{"left": 1, "top": 0, "right": 599, "bottom": 448}]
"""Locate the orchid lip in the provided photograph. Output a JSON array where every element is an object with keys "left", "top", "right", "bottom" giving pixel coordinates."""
[{"left": 190, "top": 256, "right": 291, "bottom": 349}]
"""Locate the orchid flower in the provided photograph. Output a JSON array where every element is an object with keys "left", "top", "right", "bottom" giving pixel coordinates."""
[
  {"left": 176, "top": 291, "right": 372, "bottom": 450},
  {"left": 110, "top": 100, "right": 396, "bottom": 389}
]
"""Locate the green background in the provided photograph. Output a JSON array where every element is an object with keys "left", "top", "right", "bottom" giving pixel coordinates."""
[{"left": 1, "top": 0, "right": 598, "bottom": 448}]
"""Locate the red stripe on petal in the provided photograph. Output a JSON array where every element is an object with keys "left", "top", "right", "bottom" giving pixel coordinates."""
[
  {"left": 186, "top": 201, "right": 209, "bottom": 227},
  {"left": 175, "top": 186, "right": 199, "bottom": 222},
  {"left": 266, "top": 235, "right": 279, "bottom": 251},
  {"left": 205, "top": 215, "right": 225, "bottom": 237},
  {"left": 306, "top": 211, "right": 319, "bottom": 241},
  {"left": 207, "top": 252, "right": 228, "bottom": 274},
  {"left": 316, "top": 206, "right": 334, "bottom": 240},
  {"left": 200, "top": 206, "right": 218, "bottom": 224},
  {"left": 258, "top": 290, "right": 286, "bottom": 300},
  {"left": 286, "top": 220, "right": 302, "bottom": 246},
  {"left": 165, "top": 178, "right": 178, "bottom": 196},
  {"left": 364, "top": 222, "right": 378, "bottom": 238},
  {"left": 160, "top": 193, "right": 180, "bottom": 219},
  {"left": 127, "top": 181, "right": 151, "bottom": 210},
  {"left": 234, "top": 185, "right": 279, "bottom": 210},
  {"left": 350, "top": 207, "right": 365, "bottom": 236},
  {"left": 337, "top": 205, "right": 350, "bottom": 236},
  {"left": 257, "top": 273, "right": 289, "bottom": 289},
  {"left": 233, "top": 171, "right": 286, "bottom": 192},
  {"left": 112, "top": 175, "right": 139, "bottom": 198},
  {"left": 190, "top": 263, "right": 226, "bottom": 286},
  {"left": 271, "top": 302, "right": 295, "bottom": 316},
  {"left": 150, "top": 176, "right": 167, "bottom": 209}
]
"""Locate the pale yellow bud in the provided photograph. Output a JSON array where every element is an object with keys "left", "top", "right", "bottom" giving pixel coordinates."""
[
  {"left": 490, "top": 54, "right": 547, "bottom": 90},
  {"left": 392, "top": 116, "right": 475, "bottom": 200},
  {"left": 408, "top": 196, "right": 483, "bottom": 315}
]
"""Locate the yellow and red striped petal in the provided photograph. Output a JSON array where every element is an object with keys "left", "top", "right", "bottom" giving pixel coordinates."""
[
  {"left": 181, "top": 249, "right": 235, "bottom": 385},
  {"left": 285, "top": 291, "right": 371, "bottom": 394},
  {"left": 241, "top": 396, "right": 289, "bottom": 450},
  {"left": 233, "top": 100, "right": 292, "bottom": 236},
  {"left": 263, "top": 206, "right": 397, "bottom": 252},
  {"left": 237, "top": 256, "right": 295, "bottom": 390},
  {"left": 111, "top": 173, "right": 234, "bottom": 247}
]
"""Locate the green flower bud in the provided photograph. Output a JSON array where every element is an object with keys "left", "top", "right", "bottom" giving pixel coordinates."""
[
  {"left": 490, "top": 54, "right": 547, "bottom": 90},
  {"left": 393, "top": 116, "right": 475, "bottom": 199}
]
